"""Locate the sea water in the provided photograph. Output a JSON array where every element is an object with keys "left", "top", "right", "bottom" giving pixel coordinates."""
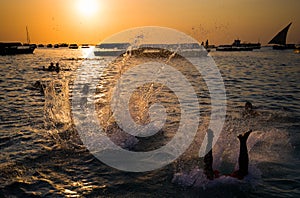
[{"left": 0, "top": 47, "right": 299, "bottom": 197}]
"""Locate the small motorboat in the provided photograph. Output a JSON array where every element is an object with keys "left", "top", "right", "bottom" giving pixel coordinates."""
[
  {"left": 81, "top": 44, "right": 90, "bottom": 48},
  {"left": 69, "top": 44, "right": 79, "bottom": 49}
]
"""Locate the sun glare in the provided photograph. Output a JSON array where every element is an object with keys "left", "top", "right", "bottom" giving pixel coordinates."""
[{"left": 77, "top": 0, "right": 99, "bottom": 17}]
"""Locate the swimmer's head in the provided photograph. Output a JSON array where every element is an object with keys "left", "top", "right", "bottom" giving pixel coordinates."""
[{"left": 245, "top": 101, "right": 253, "bottom": 111}]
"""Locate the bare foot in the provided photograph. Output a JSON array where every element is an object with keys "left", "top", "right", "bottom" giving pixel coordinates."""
[{"left": 238, "top": 129, "right": 253, "bottom": 140}]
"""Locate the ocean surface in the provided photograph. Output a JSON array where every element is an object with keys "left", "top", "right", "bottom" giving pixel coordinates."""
[{"left": 0, "top": 47, "right": 299, "bottom": 197}]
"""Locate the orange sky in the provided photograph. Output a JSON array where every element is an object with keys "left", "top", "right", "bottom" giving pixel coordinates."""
[{"left": 0, "top": 0, "right": 299, "bottom": 45}]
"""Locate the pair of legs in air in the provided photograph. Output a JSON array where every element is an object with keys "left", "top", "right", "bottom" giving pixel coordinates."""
[{"left": 203, "top": 129, "right": 253, "bottom": 180}]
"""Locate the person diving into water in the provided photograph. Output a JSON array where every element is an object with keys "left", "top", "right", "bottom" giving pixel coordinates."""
[
  {"left": 234, "top": 129, "right": 253, "bottom": 179},
  {"left": 203, "top": 129, "right": 214, "bottom": 180},
  {"left": 203, "top": 129, "right": 253, "bottom": 180}
]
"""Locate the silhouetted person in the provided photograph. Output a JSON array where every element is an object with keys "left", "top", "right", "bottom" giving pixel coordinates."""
[
  {"left": 231, "top": 129, "right": 253, "bottom": 179},
  {"left": 237, "top": 129, "right": 252, "bottom": 178},
  {"left": 48, "top": 62, "right": 55, "bottom": 71},
  {"left": 243, "top": 101, "right": 258, "bottom": 117},
  {"left": 245, "top": 101, "right": 253, "bottom": 112},
  {"left": 203, "top": 129, "right": 253, "bottom": 180},
  {"left": 204, "top": 129, "right": 214, "bottom": 180},
  {"left": 55, "top": 62, "right": 60, "bottom": 73},
  {"left": 205, "top": 40, "right": 209, "bottom": 48}
]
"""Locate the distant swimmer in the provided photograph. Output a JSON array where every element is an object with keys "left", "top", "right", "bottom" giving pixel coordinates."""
[
  {"left": 40, "top": 62, "right": 61, "bottom": 72},
  {"left": 245, "top": 101, "right": 253, "bottom": 112},
  {"left": 48, "top": 62, "right": 56, "bottom": 71},
  {"left": 242, "top": 101, "right": 259, "bottom": 117},
  {"left": 55, "top": 62, "right": 60, "bottom": 73},
  {"left": 203, "top": 129, "right": 253, "bottom": 180}
]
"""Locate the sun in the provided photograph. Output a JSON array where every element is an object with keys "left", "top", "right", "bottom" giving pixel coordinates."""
[{"left": 77, "top": 0, "right": 99, "bottom": 17}]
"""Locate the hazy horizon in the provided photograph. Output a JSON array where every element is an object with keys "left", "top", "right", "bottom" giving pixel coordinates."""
[{"left": 0, "top": 0, "right": 299, "bottom": 45}]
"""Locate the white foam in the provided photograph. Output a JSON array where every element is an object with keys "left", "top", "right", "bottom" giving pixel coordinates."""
[{"left": 172, "top": 165, "right": 261, "bottom": 189}]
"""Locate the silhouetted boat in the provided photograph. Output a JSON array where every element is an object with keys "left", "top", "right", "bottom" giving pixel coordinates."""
[
  {"left": 47, "top": 44, "right": 53, "bottom": 48},
  {"left": 94, "top": 43, "right": 130, "bottom": 56},
  {"left": 94, "top": 43, "right": 208, "bottom": 57},
  {"left": 24, "top": 43, "right": 37, "bottom": 48},
  {"left": 69, "top": 44, "right": 79, "bottom": 49},
  {"left": 0, "top": 42, "right": 35, "bottom": 55},
  {"left": 268, "top": 22, "right": 295, "bottom": 50},
  {"left": 0, "top": 26, "right": 36, "bottom": 55},
  {"left": 54, "top": 44, "right": 59, "bottom": 48},
  {"left": 58, "top": 43, "right": 69, "bottom": 47},
  {"left": 216, "top": 39, "right": 261, "bottom": 51},
  {"left": 81, "top": 44, "right": 90, "bottom": 48}
]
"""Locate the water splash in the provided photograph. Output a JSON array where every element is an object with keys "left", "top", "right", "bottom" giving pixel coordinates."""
[
  {"left": 172, "top": 111, "right": 293, "bottom": 191},
  {"left": 43, "top": 78, "right": 79, "bottom": 148}
]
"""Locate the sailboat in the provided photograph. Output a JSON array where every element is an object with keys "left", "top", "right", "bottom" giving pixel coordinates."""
[
  {"left": 0, "top": 26, "right": 36, "bottom": 55},
  {"left": 268, "top": 22, "right": 295, "bottom": 50}
]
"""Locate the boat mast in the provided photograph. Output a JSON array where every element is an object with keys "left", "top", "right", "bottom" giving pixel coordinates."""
[{"left": 26, "top": 26, "right": 31, "bottom": 44}]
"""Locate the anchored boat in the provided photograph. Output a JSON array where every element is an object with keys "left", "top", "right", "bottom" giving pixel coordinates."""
[
  {"left": 216, "top": 39, "right": 261, "bottom": 51},
  {"left": 268, "top": 22, "right": 296, "bottom": 50},
  {"left": 0, "top": 42, "right": 36, "bottom": 55},
  {"left": 0, "top": 26, "right": 36, "bottom": 55},
  {"left": 69, "top": 44, "right": 79, "bottom": 49}
]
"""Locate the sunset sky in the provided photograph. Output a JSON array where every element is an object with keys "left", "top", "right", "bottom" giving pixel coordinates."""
[{"left": 0, "top": 0, "right": 299, "bottom": 45}]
